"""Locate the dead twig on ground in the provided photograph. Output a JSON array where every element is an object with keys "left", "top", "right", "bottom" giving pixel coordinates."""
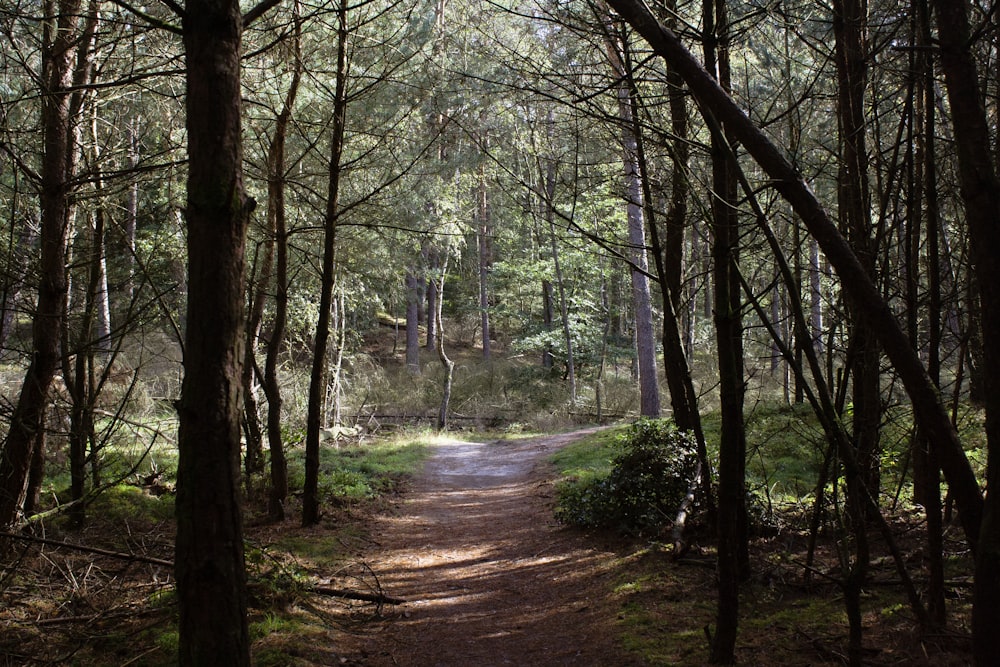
[{"left": 0, "top": 531, "right": 173, "bottom": 569}]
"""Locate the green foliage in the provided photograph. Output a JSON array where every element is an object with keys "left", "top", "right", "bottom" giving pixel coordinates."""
[
  {"left": 153, "top": 628, "right": 179, "bottom": 657},
  {"left": 744, "top": 402, "right": 826, "bottom": 501},
  {"left": 285, "top": 437, "right": 429, "bottom": 504},
  {"left": 85, "top": 483, "right": 175, "bottom": 524},
  {"left": 246, "top": 544, "right": 312, "bottom": 610},
  {"left": 555, "top": 419, "right": 699, "bottom": 535}
]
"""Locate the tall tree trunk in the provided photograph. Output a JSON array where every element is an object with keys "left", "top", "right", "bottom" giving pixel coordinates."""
[
  {"left": 435, "top": 258, "right": 455, "bottom": 431},
  {"left": 605, "top": 0, "right": 984, "bottom": 553},
  {"left": 65, "top": 200, "right": 106, "bottom": 527},
  {"left": 809, "top": 238, "right": 823, "bottom": 358},
  {"left": 424, "top": 245, "right": 438, "bottom": 351},
  {"left": 541, "top": 278, "right": 554, "bottom": 369},
  {"left": 929, "top": 1, "right": 1000, "bottom": 661},
  {"left": 303, "top": 0, "right": 348, "bottom": 527},
  {"left": 542, "top": 137, "right": 576, "bottom": 403},
  {"left": 89, "top": 101, "right": 111, "bottom": 359},
  {"left": 701, "top": 0, "right": 748, "bottom": 662},
  {"left": 832, "top": 1, "right": 876, "bottom": 659},
  {"left": 262, "top": 10, "right": 301, "bottom": 521},
  {"left": 664, "top": 0, "right": 687, "bottom": 309},
  {"left": 833, "top": 0, "right": 882, "bottom": 520},
  {"left": 0, "top": 0, "right": 86, "bottom": 532},
  {"left": 242, "top": 241, "right": 269, "bottom": 478},
  {"left": 912, "top": 0, "right": 946, "bottom": 627},
  {"left": 125, "top": 121, "right": 139, "bottom": 302},
  {"left": 176, "top": 0, "right": 251, "bottom": 660},
  {"left": 548, "top": 217, "right": 576, "bottom": 405},
  {"left": 619, "top": 4, "right": 714, "bottom": 512},
  {"left": 476, "top": 158, "right": 492, "bottom": 361},
  {"left": 405, "top": 271, "right": 421, "bottom": 373},
  {"left": 0, "top": 195, "right": 34, "bottom": 352},
  {"left": 603, "top": 22, "right": 660, "bottom": 417},
  {"left": 63, "top": 86, "right": 106, "bottom": 528}
]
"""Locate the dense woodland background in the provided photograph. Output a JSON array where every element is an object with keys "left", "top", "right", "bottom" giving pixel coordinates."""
[{"left": 1, "top": 0, "right": 999, "bottom": 664}]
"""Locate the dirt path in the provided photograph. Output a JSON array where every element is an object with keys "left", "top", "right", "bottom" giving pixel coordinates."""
[{"left": 342, "top": 428, "right": 638, "bottom": 666}]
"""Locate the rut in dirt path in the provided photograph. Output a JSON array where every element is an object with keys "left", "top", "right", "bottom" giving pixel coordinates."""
[{"left": 346, "top": 428, "right": 638, "bottom": 667}]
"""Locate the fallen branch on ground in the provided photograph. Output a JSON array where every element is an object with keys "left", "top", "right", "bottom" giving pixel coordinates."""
[
  {"left": 312, "top": 586, "right": 405, "bottom": 605},
  {"left": 0, "top": 531, "right": 173, "bottom": 568}
]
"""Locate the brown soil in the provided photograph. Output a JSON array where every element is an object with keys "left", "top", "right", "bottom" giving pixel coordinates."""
[{"left": 338, "top": 427, "right": 639, "bottom": 666}]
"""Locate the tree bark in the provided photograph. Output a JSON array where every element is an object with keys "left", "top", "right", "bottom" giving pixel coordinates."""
[
  {"left": 700, "top": 1, "right": 748, "bottom": 661},
  {"left": 303, "top": 0, "right": 348, "bottom": 527},
  {"left": 476, "top": 158, "right": 492, "bottom": 362},
  {"left": 928, "top": 1, "right": 1000, "bottom": 661},
  {"left": 833, "top": 0, "right": 882, "bottom": 519},
  {"left": 176, "top": 0, "right": 251, "bottom": 660},
  {"left": 603, "top": 0, "right": 984, "bottom": 553},
  {"left": 0, "top": 0, "right": 85, "bottom": 532},
  {"left": 603, "top": 23, "right": 660, "bottom": 417},
  {"left": 405, "top": 271, "right": 421, "bottom": 373},
  {"left": 262, "top": 9, "right": 301, "bottom": 521}
]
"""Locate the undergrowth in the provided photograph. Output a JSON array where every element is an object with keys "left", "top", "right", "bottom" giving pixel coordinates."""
[{"left": 554, "top": 419, "right": 699, "bottom": 535}]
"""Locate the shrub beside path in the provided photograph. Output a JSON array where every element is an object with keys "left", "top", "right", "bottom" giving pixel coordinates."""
[{"left": 341, "top": 427, "right": 640, "bottom": 666}]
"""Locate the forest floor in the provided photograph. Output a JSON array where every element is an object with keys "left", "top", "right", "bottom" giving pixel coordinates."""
[
  {"left": 0, "top": 427, "right": 978, "bottom": 665},
  {"left": 317, "top": 428, "right": 975, "bottom": 666}
]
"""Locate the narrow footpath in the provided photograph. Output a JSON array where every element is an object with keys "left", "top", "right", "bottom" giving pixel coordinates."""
[{"left": 341, "top": 428, "right": 639, "bottom": 666}]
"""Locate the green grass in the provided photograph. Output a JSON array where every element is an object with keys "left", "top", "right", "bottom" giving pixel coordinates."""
[
  {"left": 549, "top": 424, "right": 625, "bottom": 483},
  {"left": 283, "top": 432, "right": 431, "bottom": 503}
]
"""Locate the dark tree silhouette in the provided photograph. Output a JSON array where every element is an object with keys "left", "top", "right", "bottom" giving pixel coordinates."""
[{"left": 175, "top": 0, "right": 253, "bottom": 661}]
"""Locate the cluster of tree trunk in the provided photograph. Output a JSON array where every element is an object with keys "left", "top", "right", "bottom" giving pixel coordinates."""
[{"left": 605, "top": 0, "right": 997, "bottom": 662}]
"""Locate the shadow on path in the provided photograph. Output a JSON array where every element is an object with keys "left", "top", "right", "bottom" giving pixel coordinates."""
[{"left": 343, "top": 427, "right": 638, "bottom": 666}]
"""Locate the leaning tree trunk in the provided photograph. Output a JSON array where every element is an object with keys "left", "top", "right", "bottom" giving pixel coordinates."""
[{"left": 176, "top": 0, "right": 252, "bottom": 661}]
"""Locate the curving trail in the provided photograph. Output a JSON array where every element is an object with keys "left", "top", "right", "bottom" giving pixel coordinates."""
[{"left": 343, "top": 428, "right": 638, "bottom": 666}]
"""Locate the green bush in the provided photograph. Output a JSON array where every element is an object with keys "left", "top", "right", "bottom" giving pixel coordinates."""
[{"left": 556, "top": 419, "right": 699, "bottom": 535}]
